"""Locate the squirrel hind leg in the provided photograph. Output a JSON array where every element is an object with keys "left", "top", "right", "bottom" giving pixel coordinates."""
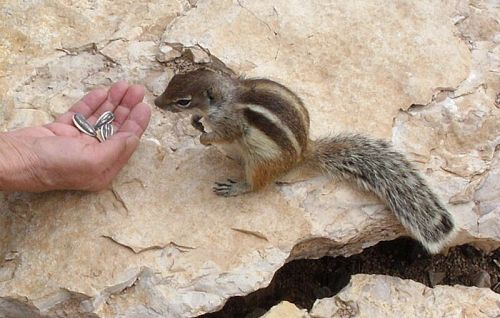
[
  {"left": 212, "top": 158, "right": 296, "bottom": 196},
  {"left": 246, "top": 158, "right": 295, "bottom": 192}
]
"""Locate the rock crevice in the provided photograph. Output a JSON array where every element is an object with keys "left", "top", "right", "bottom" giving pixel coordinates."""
[{"left": 0, "top": 0, "right": 498, "bottom": 317}]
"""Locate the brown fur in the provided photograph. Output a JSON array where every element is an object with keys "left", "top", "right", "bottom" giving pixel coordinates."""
[
  {"left": 240, "top": 80, "right": 309, "bottom": 149},
  {"left": 243, "top": 108, "right": 297, "bottom": 156},
  {"left": 154, "top": 68, "right": 457, "bottom": 254},
  {"left": 247, "top": 158, "right": 296, "bottom": 191}
]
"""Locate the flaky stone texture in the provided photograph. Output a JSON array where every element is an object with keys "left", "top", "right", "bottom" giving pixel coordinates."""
[
  {"left": 392, "top": 0, "right": 500, "bottom": 250},
  {"left": 0, "top": 0, "right": 498, "bottom": 317},
  {"left": 164, "top": 0, "right": 473, "bottom": 138},
  {"left": 261, "top": 301, "right": 308, "bottom": 318},
  {"left": 262, "top": 274, "right": 500, "bottom": 318},
  {"left": 309, "top": 274, "right": 500, "bottom": 318}
]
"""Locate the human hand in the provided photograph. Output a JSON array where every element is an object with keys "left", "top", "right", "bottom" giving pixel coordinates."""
[{"left": 0, "top": 81, "right": 151, "bottom": 192}]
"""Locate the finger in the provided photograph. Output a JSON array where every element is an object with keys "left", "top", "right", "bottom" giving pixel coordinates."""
[
  {"left": 87, "top": 134, "right": 140, "bottom": 189},
  {"left": 55, "top": 88, "right": 108, "bottom": 124},
  {"left": 113, "top": 85, "right": 146, "bottom": 125},
  {"left": 44, "top": 122, "right": 87, "bottom": 138},
  {"left": 115, "top": 102, "right": 151, "bottom": 138},
  {"left": 54, "top": 81, "right": 129, "bottom": 125},
  {"left": 98, "top": 134, "right": 139, "bottom": 168},
  {"left": 87, "top": 81, "right": 130, "bottom": 124}
]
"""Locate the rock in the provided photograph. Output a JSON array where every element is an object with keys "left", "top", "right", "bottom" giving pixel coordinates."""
[
  {"left": 0, "top": 262, "right": 16, "bottom": 283},
  {"left": 261, "top": 301, "right": 308, "bottom": 318},
  {"left": 428, "top": 271, "right": 446, "bottom": 287},
  {"left": 6, "top": 109, "right": 51, "bottom": 130},
  {"left": 0, "top": 0, "right": 498, "bottom": 317},
  {"left": 48, "top": 88, "right": 87, "bottom": 117},
  {"left": 470, "top": 269, "right": 491, "bottom": 288},
  {"left": 309, "top": 274, "right": 500, "bottom": 318},
  {"left": 163, "top": 0, "right": 471, "bottom": 139},
  {"left": 146, "top": 70, "right": 174, "bottom": 97},
  {"left": 156, "top": 44, "right": 182, "bottom": 62},
  {"left": 186, "top": 46, "right": 212, "bottom": 64}
]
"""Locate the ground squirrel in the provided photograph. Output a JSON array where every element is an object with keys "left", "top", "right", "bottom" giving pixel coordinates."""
[{"left": 154, "top": 68, "right": 456, "bottom": 254}]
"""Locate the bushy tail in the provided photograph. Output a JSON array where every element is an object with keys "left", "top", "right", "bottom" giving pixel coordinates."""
[{"left": 306, "top": 134, "right": 456, "bottom": 254}]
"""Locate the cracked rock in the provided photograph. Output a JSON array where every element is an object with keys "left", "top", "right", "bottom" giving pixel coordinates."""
[
  {"left": 265, "top": 274, "right": 500, "bottom": 318},
  {"left": 261, "top": 301, "right": 308, "bottom": 318},
  {"left": 0, "top": 1, "right": 498, "bottom": 317},
  {"left": 157, "top": 44, "right": 183, "bottom": 62}
]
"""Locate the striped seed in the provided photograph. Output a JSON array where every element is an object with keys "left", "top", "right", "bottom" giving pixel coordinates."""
[
  {"left": 95, "top": 111, "right": 115, "bottom": 129},
  {"left": 73, "top": 113, "right": 96, "bottom": 137},
  {"left": 95, "top": 123, "right": 114, "bottom": 143}
]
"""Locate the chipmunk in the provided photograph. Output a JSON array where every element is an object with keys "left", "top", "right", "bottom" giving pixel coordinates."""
[{"left": 154, "top": 68, "right": 456, "bottom": 254}]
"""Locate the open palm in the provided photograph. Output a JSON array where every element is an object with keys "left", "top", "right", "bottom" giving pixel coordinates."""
[{"left": 2, "top": 81, "right": 151, "bottom": 191}]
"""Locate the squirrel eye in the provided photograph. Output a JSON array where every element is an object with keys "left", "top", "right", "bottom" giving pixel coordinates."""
[{"left": 176, "top": 99, "right": 191, "bottom": 107}]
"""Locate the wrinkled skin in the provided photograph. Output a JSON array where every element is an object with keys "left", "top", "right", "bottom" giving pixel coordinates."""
[{"left": 0, "top": 81, "right": 151, "bottom": 192}]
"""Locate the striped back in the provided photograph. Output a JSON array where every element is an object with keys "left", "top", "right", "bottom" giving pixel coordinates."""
[{"left": 239, "top": 79, "right": 310, "bottom": 158}]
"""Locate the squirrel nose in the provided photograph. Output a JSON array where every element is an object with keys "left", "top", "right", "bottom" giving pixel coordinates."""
[{"left": 154, "top": 96, "right": 164, "bottom": 107}]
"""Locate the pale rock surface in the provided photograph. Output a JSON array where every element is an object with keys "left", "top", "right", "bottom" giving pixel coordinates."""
[
  {"left": 262, "top": 274, "right": 500, "bottom": 318},
  {"left": 163, "top": 0, "right": 471, "bottom": 138},
  {"left": 261, "top": 301, "right": 308, "bottom": 318},
  {"left": 0, "top": 0, "right": 498, "bottom": 317},
  {"left": 308, "top": 274, "right": 500, "bottom": 318}
]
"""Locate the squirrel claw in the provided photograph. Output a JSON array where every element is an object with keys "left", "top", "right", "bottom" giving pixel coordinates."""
[
  {"left": 213, "top": 179, "right": 249, "bottom": 197},
  {"left": 214, "top": 182, "right": 231, "bottom": 187}
]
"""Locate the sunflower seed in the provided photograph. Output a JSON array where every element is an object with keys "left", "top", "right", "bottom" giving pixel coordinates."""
[
  {"left": 101, "top": 123, "right": 113, "bottom": 140},
  {"left": 95, "top": 111, "right": 115, "bottom": 129},
  {"left": 72, "top": 113, "right": 96, "bottom": 136},
  {"left": 95, "top": 123, "right": 114, "bottom": 143},
  {"left": 96, "top": 128, "right": 106, "bottom": 143}
]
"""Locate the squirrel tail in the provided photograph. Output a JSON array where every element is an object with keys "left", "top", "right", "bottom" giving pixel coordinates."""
[{"left": 306, "top": 134, "right": 456, "bottom": 254}]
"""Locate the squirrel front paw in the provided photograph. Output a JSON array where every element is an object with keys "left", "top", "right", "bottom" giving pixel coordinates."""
[{"left": 200, "top": 132, "right": 212, "bottom": 146}]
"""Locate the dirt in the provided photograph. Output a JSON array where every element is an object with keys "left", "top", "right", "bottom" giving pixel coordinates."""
[{"left": 199, "top": 238, "right": 500, "bottom": 318}]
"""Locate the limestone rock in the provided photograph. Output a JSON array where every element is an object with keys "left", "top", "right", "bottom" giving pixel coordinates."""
[
  {"left": 163, "top": 0, "right": 471, "bottom": 138},
  {"left": 185, "top": 46, "right": 212, "bottom": 64},
  {"left": 0, "top": 0, "right": 498, "bottom": 317},
  {"left": 261, "top": 301, "right": 308, "bottom": 318},
  {"left": 5, "top": 109, "right": 51, "bottom": 130},
  {"left": 309, "top": 274, "right": 500, "bottom": 318},
  {"left": 156, "top": 44, "right": 182, "bottom": 63}
]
